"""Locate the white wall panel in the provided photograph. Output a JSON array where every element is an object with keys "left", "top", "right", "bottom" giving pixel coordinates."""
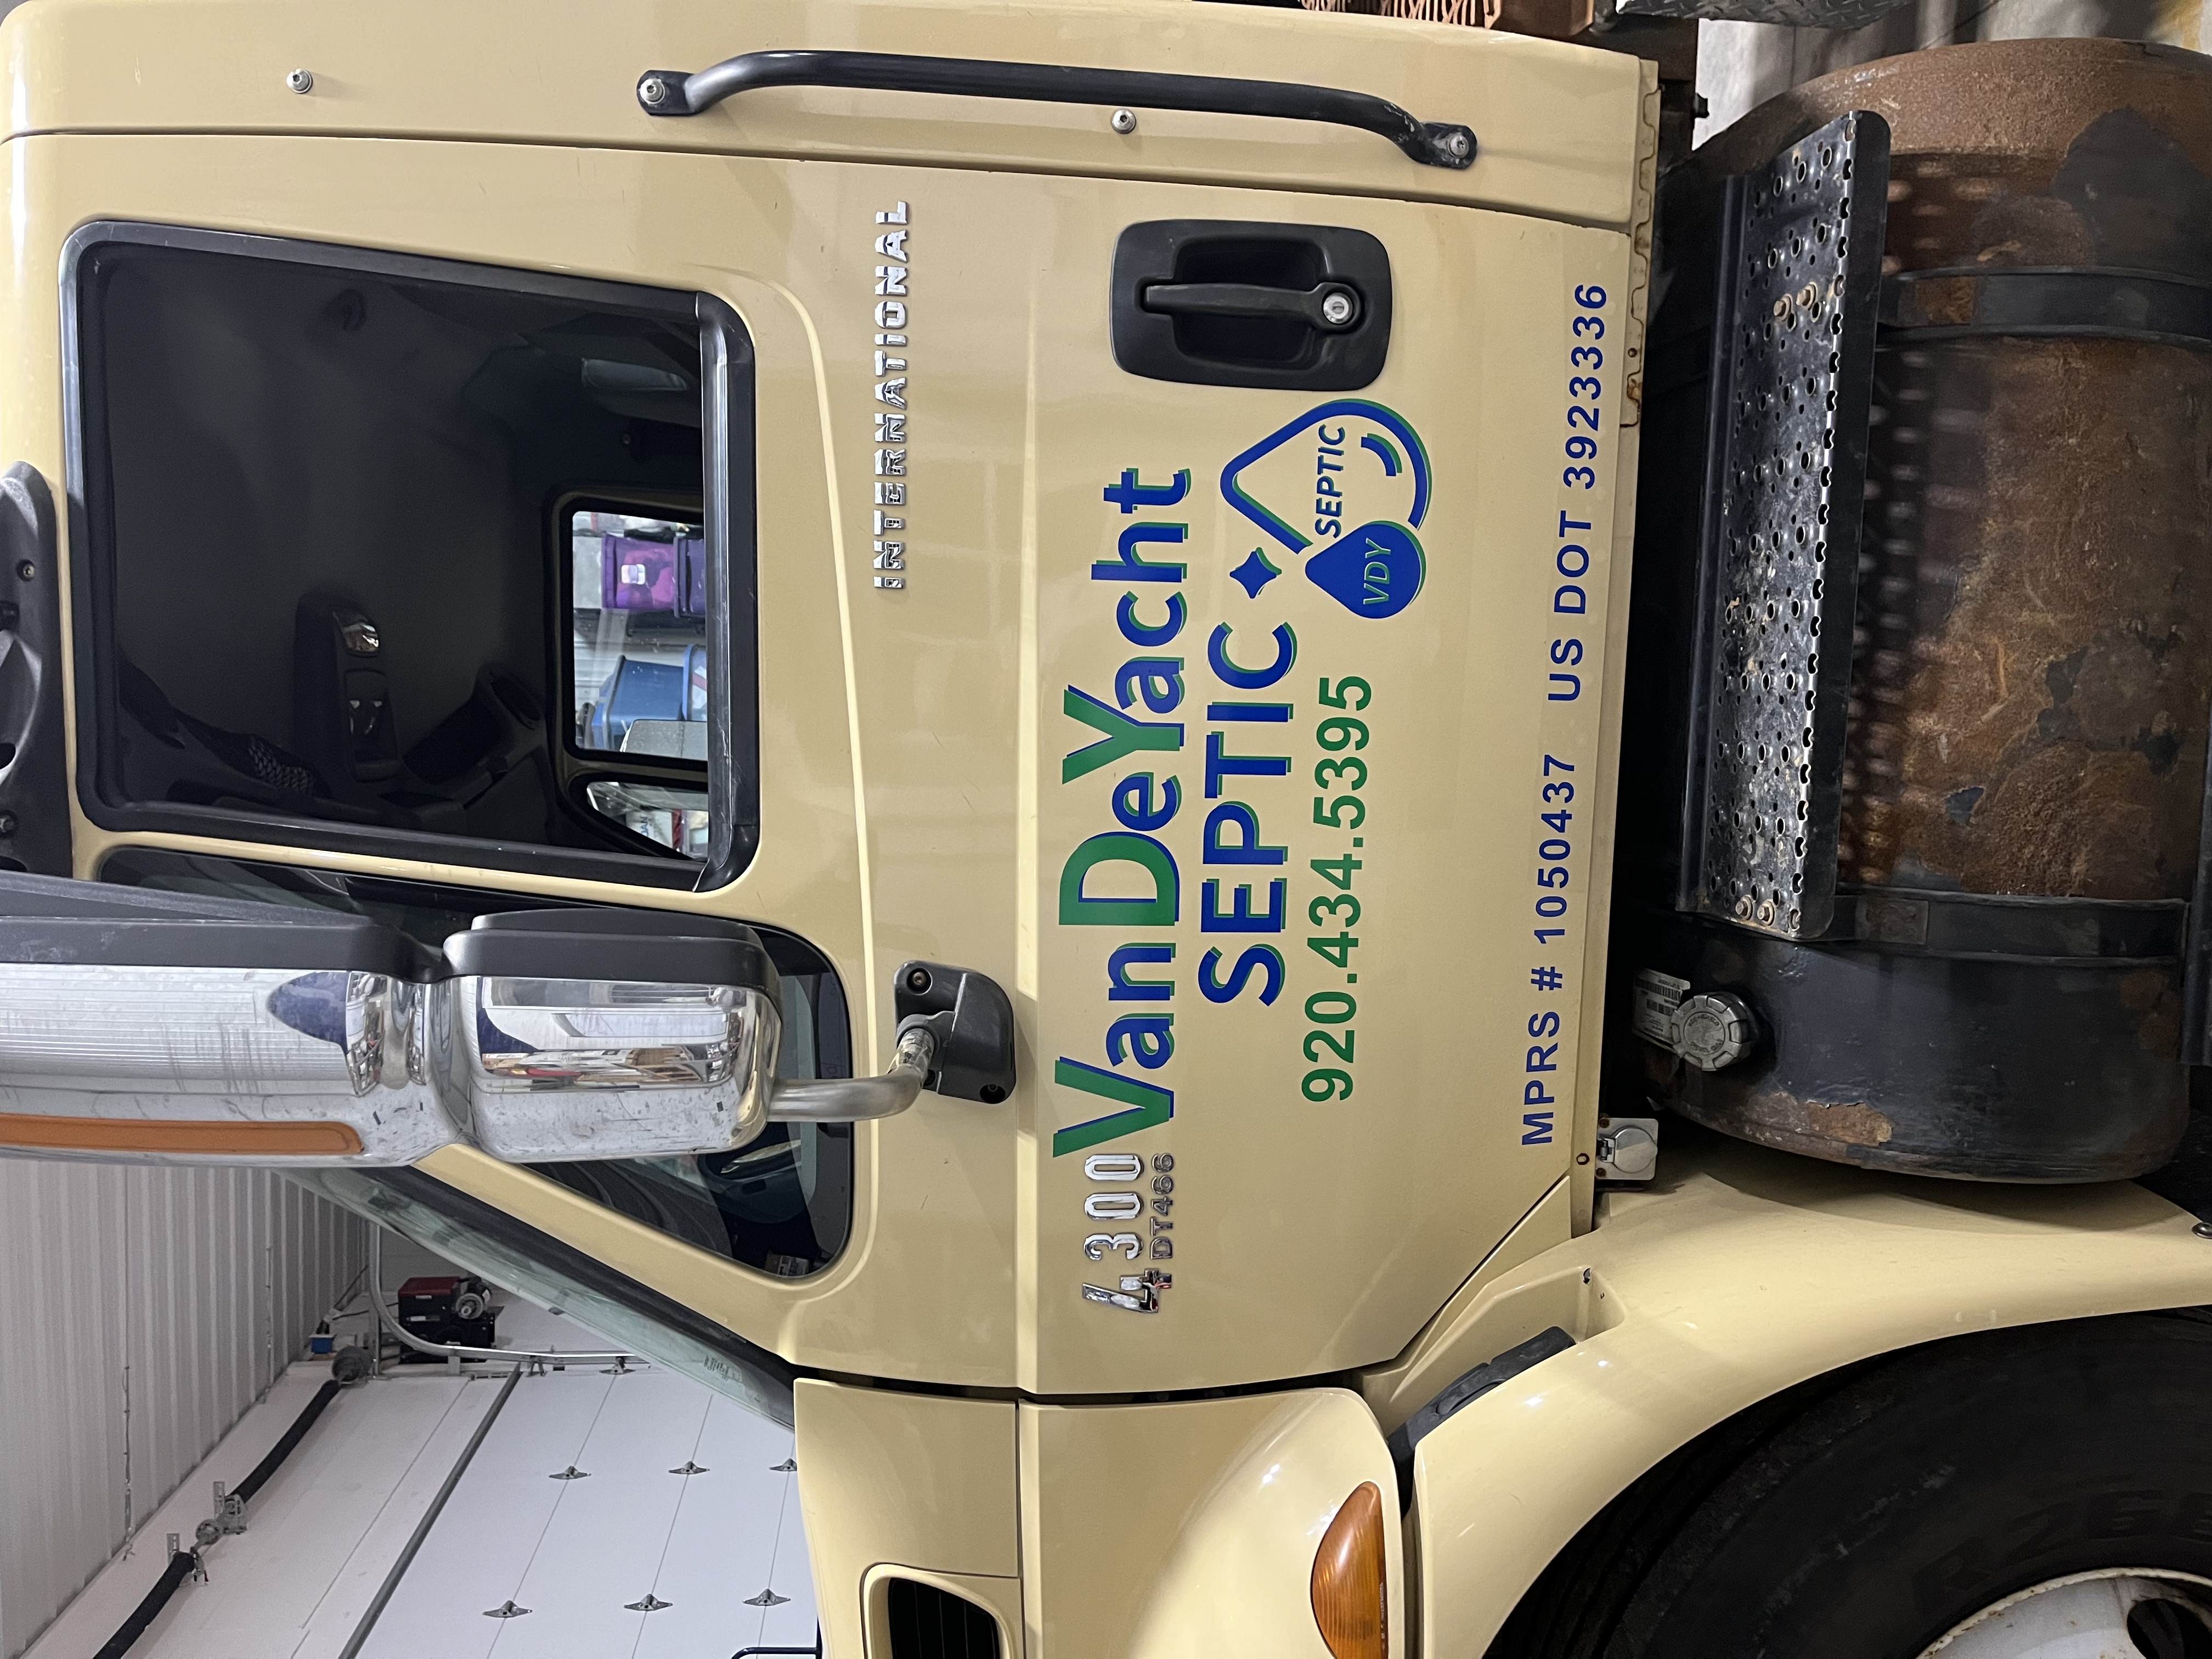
[{"left": 0, "top": 1161, "right": 365, "bottom": 1658}]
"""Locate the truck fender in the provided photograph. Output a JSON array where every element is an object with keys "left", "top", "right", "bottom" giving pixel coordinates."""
[
  {"left": 1128, "top": 1390, "right": 1401, "bottom": 1659},
  {"left": 1394, "top": 1141, "right": 2212, "bottom": 1654}
]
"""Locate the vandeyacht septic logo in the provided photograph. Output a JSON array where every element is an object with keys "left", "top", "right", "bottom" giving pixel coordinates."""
[{"left": 1218, "top": 399, "right": 1432, "bottom": 619}]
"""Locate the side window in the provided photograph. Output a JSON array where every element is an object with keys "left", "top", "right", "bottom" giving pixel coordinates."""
[
  {"left": 98, "top": 849, "right": 855, "bottom": 1279},
  {"left": 69, "top": 224, "right": 757, "bottom": 888}
]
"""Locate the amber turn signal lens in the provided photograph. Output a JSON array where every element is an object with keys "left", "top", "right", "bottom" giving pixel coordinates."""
[
  {"left": 1311, "top": 1480, "right": 1387, "bottom": 1659},
  {"left": 0, "top": 1111, "right": 364, "bottom": 1156}
]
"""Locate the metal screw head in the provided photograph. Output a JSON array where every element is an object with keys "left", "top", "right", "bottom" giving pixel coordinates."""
[
  {"left": 639, "top": 76, "right": 669, "bottom": 108},
  {"left": 1443, "top": 128, "right": 1471, "bottom": 159},
  {"left": 2194, "top": 1221, "right": 2212, "bottom": 1240},
  {"left": 1110, "top": 108, "right": 1138, "bottom": 135},
  {"left": 14, "top": 561, "right": 32, "bottom": 582},
  {"left": 904, "top": 966, "right": 932, "bottom": 995},
  {"left": 285, "top": 68, "right": 313, "bottom": 95},
  {"left": 0, "top": 811, "right": 18, "bottom": 837},
  {"left": 1319, "top": 289, "right": 1357, "bottom": 328}
]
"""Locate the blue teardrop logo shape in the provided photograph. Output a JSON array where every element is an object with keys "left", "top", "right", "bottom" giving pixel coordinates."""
[{"left": 1306, "top": 522, "right": 1424, "bottom": 620}]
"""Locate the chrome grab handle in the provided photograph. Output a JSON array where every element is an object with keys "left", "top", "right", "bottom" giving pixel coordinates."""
[
  {"left": 767, "top": 1022, "right": 938, "bottom": 1122},
  {"left": 634, "top": 50, "right": 1475, "bottom": 170}
]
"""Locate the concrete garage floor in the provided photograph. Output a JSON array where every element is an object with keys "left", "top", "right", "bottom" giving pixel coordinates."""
[{"left": 26, "top": 1300, "right": 818, "bottom": 1659}]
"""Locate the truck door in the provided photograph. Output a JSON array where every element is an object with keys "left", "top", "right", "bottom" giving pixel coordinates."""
[{"left": 0, "top": 0, "right": 1651, "bottom": 1414}]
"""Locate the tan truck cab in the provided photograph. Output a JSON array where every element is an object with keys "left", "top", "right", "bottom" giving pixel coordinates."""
[{"left": 2, "top": 3, "right": 2211, "bottom": 1656}]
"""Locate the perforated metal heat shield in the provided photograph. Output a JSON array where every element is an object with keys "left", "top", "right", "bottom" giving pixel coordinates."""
[{"left": 1680, "top": 112, "right": 1890, "bottom": 940}]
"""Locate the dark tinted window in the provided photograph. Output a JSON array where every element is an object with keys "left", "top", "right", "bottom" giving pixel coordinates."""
[
  {"left": 72, "top": 227, "right": 754, "bottom": 887},
  {"left": 99, "top": 848, "right": 852, "bottom": 1278}
]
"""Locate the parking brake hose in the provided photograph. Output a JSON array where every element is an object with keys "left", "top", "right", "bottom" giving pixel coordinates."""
[{"left": 93, "top": 1378, "right": 347, "bottom": 1658}]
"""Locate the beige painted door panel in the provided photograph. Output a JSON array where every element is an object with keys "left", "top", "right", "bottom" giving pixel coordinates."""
[
  {"left": 13, "top": 125, "right": 1633, "bottom": 1393},
  {"left": 4, "top": 0, "right": 1649, "bottom": 231}
]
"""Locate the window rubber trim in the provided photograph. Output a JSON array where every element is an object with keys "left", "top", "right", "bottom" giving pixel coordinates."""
[{"left": 61, "top": 220, "right": 761, "bottom": 893}]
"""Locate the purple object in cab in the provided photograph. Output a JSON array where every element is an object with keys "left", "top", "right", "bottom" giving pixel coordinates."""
[
  {"left": 602, "top": 535, "right": 707, "bottom": 616},
  {"left": 602, "top": 535, "right": 679, "bottom": 612}
]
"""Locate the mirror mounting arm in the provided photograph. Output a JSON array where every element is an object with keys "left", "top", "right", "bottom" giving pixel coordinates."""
[{"left": 768, "top": 1023, "right": 936, "bottom": 1123}]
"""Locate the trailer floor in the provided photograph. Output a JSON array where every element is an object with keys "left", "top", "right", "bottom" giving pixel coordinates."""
[{"left": 26, "top": 1304, "right": 819, "bottom": 1659}]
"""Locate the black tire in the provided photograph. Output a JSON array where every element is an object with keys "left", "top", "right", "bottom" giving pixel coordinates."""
[{"left": 1491, "top": 1312, "right": 2212, "bottom": 1658}]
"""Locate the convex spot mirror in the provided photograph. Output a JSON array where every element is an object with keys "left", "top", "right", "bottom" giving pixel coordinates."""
[{"left": 0, "top": 877, "right": 1004, "bottom": 1167}]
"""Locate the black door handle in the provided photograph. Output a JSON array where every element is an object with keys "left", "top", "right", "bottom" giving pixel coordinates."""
[
  {"left": 1113, "top": 220, "right": 1392, "bottom": 391},
  {"left": 635, "top": 50, "right": 1475, "bottom": 170},
  {"left": 1140, "top": 279, "right": 1363, "bottom": 333}
]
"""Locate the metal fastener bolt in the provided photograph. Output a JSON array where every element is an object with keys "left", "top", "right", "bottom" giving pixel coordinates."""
[
  {"left": 1110, "top": 108, "right": 1137, "bottom": 135},
  {"left": 286, "top": 69, "right": 314, "bottom": 95},
  {"left": 639, "top": 77, "right": 668, "bottom": 108},
  {"left": 1319, "top": 290, "right": 1356, "bottom": 327},
  {"left": 0, "top": 812, "right": 19, "bottom": 837},
  {"left": 904, "top": 967, "right": 932, "bottom": 994},
  {"left": 2194, "top": 1221, "right": 2212, "bottom": 1240},
  {"left": 1444, "top": 129, "right": 1471, "bottom": 159},
  {"left": 15, "top": 561, "right": 33, "bottom": 582}
]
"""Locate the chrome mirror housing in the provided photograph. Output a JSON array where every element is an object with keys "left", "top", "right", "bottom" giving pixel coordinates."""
[
  {"left": 452, "top": 974, "right": 781, "bottom": 1161},
  {"left": 0, "top": 877, "right": 459, "bottom": 1164},
  {"left": 0, "top": 879, "right": 1010, "bottom": 1169},
  {"left": 438, "top": 907, "right": 784, "bottom": 1163},
  {"left": 0, "top": 962, "right": 454, "bottom": 1163},
  {"left": 0, "top": 882, "right": 793, "bottom": 1167}
]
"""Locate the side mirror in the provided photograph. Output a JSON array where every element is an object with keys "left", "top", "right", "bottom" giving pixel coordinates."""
[
  {"left": 0, "top": 879, "right": 785, "bottom": 1166},
  {"left": 442, "top": 908, "right": 781, "bottom": 1162},
  {"left": 0, "top": 876, "right": 454, "bottom": 1162},
  {"left": 0, "top": 877, "right": 1018, "bottom": 1167}
]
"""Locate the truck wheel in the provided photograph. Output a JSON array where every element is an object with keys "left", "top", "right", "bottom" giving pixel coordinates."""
[
  {"left": 1492, "top": 1313, "right": 2212, "bottom": 1658},
  {"left": 1926, "top": 1571, "right": 2212, "bottom": 1656}
]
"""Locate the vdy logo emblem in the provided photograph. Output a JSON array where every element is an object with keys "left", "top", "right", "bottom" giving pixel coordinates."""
[{"left": 1218, "top": 399, "right": 1431, "bottom": 620}]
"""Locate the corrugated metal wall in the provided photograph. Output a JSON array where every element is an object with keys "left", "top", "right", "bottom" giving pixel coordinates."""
[{"left": 0, "top": 1161, "right": 365, "bottom": 1659}]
